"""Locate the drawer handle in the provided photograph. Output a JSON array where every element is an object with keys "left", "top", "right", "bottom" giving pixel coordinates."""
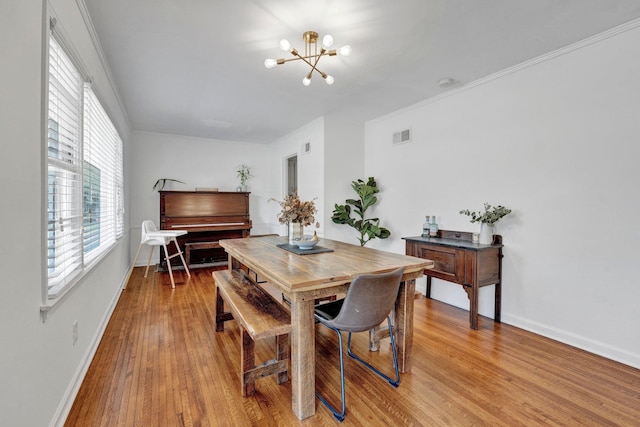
[{"left": 455, "top": 232, "right": 461, "bottom": 238}]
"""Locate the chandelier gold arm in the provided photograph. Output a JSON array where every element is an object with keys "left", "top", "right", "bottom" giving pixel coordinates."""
[
  {"left": 306, "top": 47, "right": 325, "bottom": 78},
  {"left": 277, "top": 49, "right": 337, "bottom": 65},
  {"left": 277, "top": 49, "right": 336, "bottom": 78}
]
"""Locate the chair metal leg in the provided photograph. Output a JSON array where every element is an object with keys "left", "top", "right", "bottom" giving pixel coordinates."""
[
  {"left": 316, "top": 327, "right": 347, "bottom": 422},
  {"left": 347, "top": 317, "right": 400, "bottom": 387}
]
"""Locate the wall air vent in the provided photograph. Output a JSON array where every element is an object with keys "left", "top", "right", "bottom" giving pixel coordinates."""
[
  {"left": 392, "top": 128, "right": 411, "bottom": 145},
  {"left": 302, "top": 141, "right": 311, "bottom": 154}
]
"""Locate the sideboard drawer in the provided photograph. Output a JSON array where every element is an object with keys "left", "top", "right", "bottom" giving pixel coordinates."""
[{"left": 418, "top": 245, "right": 466, "bottom": 284}]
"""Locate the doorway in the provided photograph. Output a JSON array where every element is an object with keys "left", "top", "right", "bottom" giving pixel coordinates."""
[{"left": 287, "top": 155, "right": 297, "bottom": 195}]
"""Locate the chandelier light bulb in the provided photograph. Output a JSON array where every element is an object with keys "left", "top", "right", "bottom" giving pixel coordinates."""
[
  {"left": 338, "top": 45, "right": 352, "bottom": 56},
  {"left": 322, "top": 34, "right": 334, "bottom": 48},
  {"left": 279, "top": 39, "right": 292, "bottom": 52},
  {"left": 302, "top": 76, "right": 311, "bottom": 86},
  {"left": 324, "top": 74, "right": 335, "bottom": 85},
  {"left": 264, "top": 58, "right": 277, "bottom": 69}
]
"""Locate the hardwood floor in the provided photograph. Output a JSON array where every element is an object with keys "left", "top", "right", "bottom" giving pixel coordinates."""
[{"left": 65, "top": 267, "right": 640, "bottom": 426}]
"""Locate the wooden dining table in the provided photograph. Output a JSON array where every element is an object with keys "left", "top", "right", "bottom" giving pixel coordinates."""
[{"left": 219, "top": 235, "right": 433, "bottom": 420}]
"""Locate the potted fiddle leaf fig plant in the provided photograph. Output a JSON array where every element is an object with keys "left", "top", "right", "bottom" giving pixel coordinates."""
[{"left": 331, "top": 177, "right": 391, "bottom": 246}]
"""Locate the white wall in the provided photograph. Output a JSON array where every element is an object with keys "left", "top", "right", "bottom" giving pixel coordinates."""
[
  {"left": 265, "top": 114, "right": 365, "bottom": 241},
  {"left": 129, "top": 131, "right": 272, "bottom": 260},
  {"left": 323, "top": 114, "right": 365, "bottom": 243},
  {"left": 0, "top": 1, "right": 131, "bottom": 426},
  {"left": 364, "top": 22, "right": 640, "bottom": 368},
  {"left": 268, "top": 117, "right": 326, "bottom": 236}
]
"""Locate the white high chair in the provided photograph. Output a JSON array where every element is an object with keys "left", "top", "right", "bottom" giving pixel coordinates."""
[{"left": 132, "top": 220, "right": 191, "bottom": 288}]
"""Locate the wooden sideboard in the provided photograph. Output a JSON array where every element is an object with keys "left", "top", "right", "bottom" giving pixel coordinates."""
[
  {"left": 159, "top": 191, "right": 252, "bottom": 268},
  {"left": 403, "top": 230, "right": 503, "bottom": 329}
]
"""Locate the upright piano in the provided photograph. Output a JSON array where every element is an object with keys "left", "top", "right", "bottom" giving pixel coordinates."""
[{"left": 159, "top": 191, "right": 252, "bottom": 268}]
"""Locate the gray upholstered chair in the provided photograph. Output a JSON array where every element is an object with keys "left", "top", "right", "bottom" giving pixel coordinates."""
[{"left": 314, "top": 267, "right": 403, "bottom": 421}]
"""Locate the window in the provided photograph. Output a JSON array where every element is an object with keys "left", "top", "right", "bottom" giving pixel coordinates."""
[
  {"left": 46, "top": 33, "right": 124, "bottom": 298},
  {"left": 82, "top": 84, "right": 124, "bottom": 263}
]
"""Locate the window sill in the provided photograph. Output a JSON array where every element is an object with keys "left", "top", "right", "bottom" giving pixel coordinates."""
[{"left": 40, "top": 240, "right": 121, "bottom": 321}]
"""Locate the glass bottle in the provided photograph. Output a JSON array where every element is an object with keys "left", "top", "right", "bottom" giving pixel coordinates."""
[
  {"left": 429, "top": 216, "right": 439, "bottom": 237},
  {"left": 422, "top": 216, "right": 431, "bottom": 237}
]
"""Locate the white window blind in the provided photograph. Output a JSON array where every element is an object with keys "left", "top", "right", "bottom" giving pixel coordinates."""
[
  {"left": 82, "top": 84, "right": 124, "bottom": 262},
  {"left": 47, "top": 35, "right": 84, "bottom": 293},
  {"left": 115, "top": 129, "right": 124, "bottom": 238},
  {"left": 46, "top": 32, "right": 124, "bottom": 298}
]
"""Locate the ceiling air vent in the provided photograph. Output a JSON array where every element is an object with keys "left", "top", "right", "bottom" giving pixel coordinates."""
[{"left": 392, "top": 128, "right": 411, "bottom": 145}]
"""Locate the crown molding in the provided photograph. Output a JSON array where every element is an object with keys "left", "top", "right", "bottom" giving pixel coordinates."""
[{"left": 75, "top": 0, "right": 132, "bottom": 133}]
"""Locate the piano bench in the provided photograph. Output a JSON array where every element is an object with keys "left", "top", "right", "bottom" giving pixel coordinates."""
[
  {"left": 213, "top": 269, "right": 291, "bottom": 396},
  {"left": 185, "top": 241, "right": 220, "bottom": 266}
]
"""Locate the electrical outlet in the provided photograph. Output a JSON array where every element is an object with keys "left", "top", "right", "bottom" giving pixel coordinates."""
[{"left": 73, "top": 320, "right": 78, "bottom": 345}]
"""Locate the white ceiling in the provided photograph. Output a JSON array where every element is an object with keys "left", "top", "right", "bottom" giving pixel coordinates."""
[{"left": 83, "top": 0, "right": 640, "bottom": 143}]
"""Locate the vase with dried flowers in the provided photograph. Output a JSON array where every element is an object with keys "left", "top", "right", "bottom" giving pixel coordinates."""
[{"left": 270, "top": 193, "right": 318, "bottom": 244}]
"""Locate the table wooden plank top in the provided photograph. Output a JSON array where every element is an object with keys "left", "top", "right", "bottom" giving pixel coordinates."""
[{"left": 220, "top": 235, "right": 433, "bottom": 293}]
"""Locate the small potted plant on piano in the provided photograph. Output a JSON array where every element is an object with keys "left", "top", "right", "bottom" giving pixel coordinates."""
[{"left": 236, "top": 165, "right": 252, "bottom": 192}]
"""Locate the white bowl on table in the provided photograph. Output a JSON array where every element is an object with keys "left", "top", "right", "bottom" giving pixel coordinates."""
[{"left": 295, "top": 235, "right": 319, "bottom": 250}]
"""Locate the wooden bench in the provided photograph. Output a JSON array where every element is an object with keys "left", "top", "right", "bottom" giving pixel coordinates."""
[{"left": 213, "top": 269, "right": 291, "bottom": 396}]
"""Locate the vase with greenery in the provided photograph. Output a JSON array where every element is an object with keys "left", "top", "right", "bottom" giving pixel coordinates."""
[
  {"left": 331, "top": 177, "right": 391, "bottom": 246},
  {"left": 270, "top": 193, "right": 318, "bottom": 244},
  {"left": 236, "top": 164, "right": 252, "bottom": 191},
  {"left": 459, "top": 202, "right": 511, "bottom": 244},
  {"left": 152, "top": 178, "right": 185, "bottom": 191}
]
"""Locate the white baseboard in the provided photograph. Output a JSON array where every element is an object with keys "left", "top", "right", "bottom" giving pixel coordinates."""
[
  {"left": 426, "top": 278, "right": 640, "bottom": 370},
  {"left": 49, "top": 270, "right": 128, "bottom": 427},
  {"left": 502, "top": 313, "right": 640, "bottom": 370}
]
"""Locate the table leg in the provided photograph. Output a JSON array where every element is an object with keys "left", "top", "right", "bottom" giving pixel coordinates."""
[
  {"left": 395, "top": 279, "right": 415, "bottom": 373},
  {"left": 290, "top": 298, "right": 316, "bottom": 419}
]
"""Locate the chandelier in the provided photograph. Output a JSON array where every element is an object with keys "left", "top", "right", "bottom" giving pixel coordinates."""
[{"left": 264, "top": 31, "right": 352, "bottom": 86}]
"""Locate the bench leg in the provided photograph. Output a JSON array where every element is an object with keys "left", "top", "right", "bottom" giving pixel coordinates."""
[
  {"left": 276, "top": 334, "right": 289, "bottom": 384},
  {"left": 215, "top": 287, "right": 224, "bottom": 332},
  {"left": 241, "top": 327, "right": 256, "bottom": 396},
  {"left": 215, "top": 286, "right": 234, "bottom": 331}
]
